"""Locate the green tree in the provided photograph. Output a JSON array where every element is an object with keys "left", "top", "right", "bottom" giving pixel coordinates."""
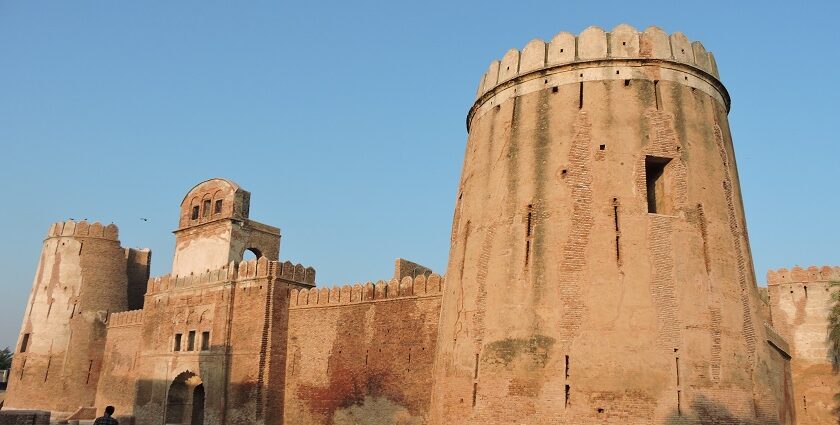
[
  {"left": 830, "top": 281, "right": 840, "bottom": 369},
  {"left": 829, "top": 281, "right": 840, "bottom": 418},
  {"left": 0, "top": 347, "right": 11, "bottom": 370}
]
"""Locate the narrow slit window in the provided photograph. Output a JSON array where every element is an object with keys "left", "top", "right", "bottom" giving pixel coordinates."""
[
  {"left": 191, "top": 206, "right": 200, "bottom": 220},
  {"left": 20, "top": 333, "right": 30, "bottom": 353},
  {"left": 202, "top": 200, "right": 211, "bottom": 217},
  {"left": 187, "top": 331, "right": 196, "bottom": 351},
  {"left": 645, "top": 156, "right": 672, "bottom": 214},
  {"left": 214, "top": 199, "right": 223, "bottom": 214},
  {"left": 201, "top": 331, "right": 210, "bottom": 351},
  {"left": 174, "top": 333, "right": 182, "bottom": 352}
]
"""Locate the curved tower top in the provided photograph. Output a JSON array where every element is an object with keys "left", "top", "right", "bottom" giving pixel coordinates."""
[{"left": 469, "top": 24, "right": 728, "bottom": 130}]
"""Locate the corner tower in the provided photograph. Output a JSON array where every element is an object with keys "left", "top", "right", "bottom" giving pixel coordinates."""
[
  {"left": 172, "top": 178, "right": 280, "bottom": 276},
  {"left": 430, "top": 25, "right": 794, "bottom": 424},
  {"left": 5, "top": 221, "right": 149, "bottom": 414}
]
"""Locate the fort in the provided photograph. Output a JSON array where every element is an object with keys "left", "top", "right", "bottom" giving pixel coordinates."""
[{"left": 1, "top": 25, "right": 837, "bottom": 425}]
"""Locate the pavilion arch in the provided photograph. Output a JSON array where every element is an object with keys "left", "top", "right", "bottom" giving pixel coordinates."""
[
  {"left": 242, "top": 247, "right": 262, "bottom": 261},
  {"left": 165, "top": 371, "right": 205, "bottom": 425}
]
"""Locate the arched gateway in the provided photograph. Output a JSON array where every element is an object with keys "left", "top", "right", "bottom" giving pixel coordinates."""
[{"left": 165, "top": 371, "right": 205, "bottom": 425}]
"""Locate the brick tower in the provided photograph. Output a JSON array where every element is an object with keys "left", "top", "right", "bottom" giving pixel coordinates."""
[
  {"left": 172, "top": 178, "right": 280, "bottom": 276},
  {"left": 429, "top": 25, "right": 795, "bottom": 424},
  {"left": 4, "top": 220, "right": 149, "bottom": 414}
]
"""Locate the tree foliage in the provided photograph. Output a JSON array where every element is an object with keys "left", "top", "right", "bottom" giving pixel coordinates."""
[
  {"left": 829, "top": 281, "right": 840, "bottom": 419},
  {"left": 830, "top": 281, "right": 840, "bottom": 370},
  {"left": 0, "top": 347, "right": 11, "bottom": 370}
]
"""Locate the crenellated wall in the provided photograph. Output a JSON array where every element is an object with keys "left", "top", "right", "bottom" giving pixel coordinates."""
[
  {"left": 289, "top": 273, "right": 443, "bottom": 308},
  {"left": 469, "top": 25, "right": 728, "bottom": 132},
  {"left": 284, "top": 274, "right": 444, "bottom": 424},
  {"left": 146, "top": 258, "right": 315, "bottom": 294},
  {"left": 768, "top": 266, "right": 839, "bottom": 425}
]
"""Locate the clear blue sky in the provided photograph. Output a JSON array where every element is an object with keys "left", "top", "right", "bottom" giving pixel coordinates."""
[{"left": 1, "top": 1, "right": 837, "bottom": 350}]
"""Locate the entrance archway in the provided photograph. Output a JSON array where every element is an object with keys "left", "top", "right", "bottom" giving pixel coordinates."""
[{"left": 166, "top": 371, "right": 205, "bottom": 425}]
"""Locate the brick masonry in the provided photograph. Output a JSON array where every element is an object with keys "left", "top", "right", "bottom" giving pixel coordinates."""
[{"left": 3, "top": 24, "right": 834, "bottom": 425}]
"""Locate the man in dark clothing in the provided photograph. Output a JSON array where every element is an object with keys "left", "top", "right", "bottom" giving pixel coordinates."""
[{"left": 93, "top": 406, "right": 118, "bottom": 425}]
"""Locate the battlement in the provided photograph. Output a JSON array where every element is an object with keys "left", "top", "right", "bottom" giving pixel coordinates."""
[
  {"left": 766, "top": 265, "right": 840, "bottom": 286},
  {"left": 147, "top": 258, "right": 316, "bottom": 293},
  {"left": 46, "top": 220, "right": 119, "bottom": 241},
  {"left": 289, "top": 273, "right": 444, "bottom": 309},
  {"left": 108, "top": 309, "right": 144, "bottom": 327},
  {"left": 475, "top": 24, "right": 721, "bottom": 100}
]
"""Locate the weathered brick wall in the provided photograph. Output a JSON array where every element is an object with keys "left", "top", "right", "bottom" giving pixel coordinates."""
[
  {"left": 768, "top": 266, "right": 840, "bottom": 425},
  {"left": 131, "top": 267, "right": 237, "bottom": 425},
  {"left": 0, "top": 411, "right": 50, "bottom": 425},
  {"left": 94, "top": 310, "right": 144, "bottom": 415},
  {"left": 284, "top": 274, "right": 443, "bottom": 424}
]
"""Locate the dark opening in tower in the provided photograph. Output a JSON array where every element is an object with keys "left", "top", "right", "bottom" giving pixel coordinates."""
[{"left": 645, "top": 156, "right": 673, "bottom": 214}]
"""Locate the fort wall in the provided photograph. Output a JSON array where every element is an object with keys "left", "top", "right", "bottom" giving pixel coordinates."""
[
  {"left": 768, "top": 266, "right": 839, "bottom": 425},
  {"left": 95, "top": 310, "right": 144, "bottom": 414},
  {"left": 284, "top": 274, "right": 444, "bottom": 424},
  {"left": 95, "top": 257, "right": 310, "bottom": 425}
]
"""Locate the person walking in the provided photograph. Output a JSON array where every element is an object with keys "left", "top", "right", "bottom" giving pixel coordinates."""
[{"left": 93, "top": 406, "right": 118, "bottom": 425}]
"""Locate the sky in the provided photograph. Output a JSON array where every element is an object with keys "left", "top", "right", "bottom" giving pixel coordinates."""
[{"left": 0, "top": 0, "right": 838, "bottom": 350}]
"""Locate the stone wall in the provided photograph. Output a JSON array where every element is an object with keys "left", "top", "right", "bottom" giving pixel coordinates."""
[
  {"left": 0, "top": 411, "right": 50, "bottom": 425},
  {"left": 284, "top": 274, "right": 444, "bottom": 424},
  {"left": 768, "top": 266, "right": 840, "bottom": 425}
]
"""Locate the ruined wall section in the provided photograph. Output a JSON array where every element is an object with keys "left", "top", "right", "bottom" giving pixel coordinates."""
[
  {"left": 95, "top": 310, "right": 144, "bottom": 414},
  {"left": 393, "top": 258, "right": 433, "bottom": 281},
  {"left": 126, "top": 248, "right": 151, "bottom": 310},
  {"left": 768, "top": 266, "right": 840, "bottom": 425},
  {"left": 431, "top": 25, "right": 793, "bottom": 425},
  {"left": 5, "top": 220, "right": 142, "bottom": 415},
  {"left": 284, "top": 274, "right": 444, "bottom": 424}
]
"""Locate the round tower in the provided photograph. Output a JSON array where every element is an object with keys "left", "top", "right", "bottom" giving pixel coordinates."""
[
  {"left": 430, "top": 25, "right": 793, "bottom": 424},
  {"left": 5, "top": 220, "right": 134, "bottom": 414}
]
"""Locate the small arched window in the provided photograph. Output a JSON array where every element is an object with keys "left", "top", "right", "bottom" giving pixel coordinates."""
[
  {"left": 191, "top": 206, "right": 200, "bottom": 220},
  {"left": 202, "top": 199, "right": 211, "bottom": 218},
  {"left": 214, "top": 200, "right": 222, "bottom": 214}
]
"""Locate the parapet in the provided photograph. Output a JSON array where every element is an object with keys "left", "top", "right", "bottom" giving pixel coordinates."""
[
  {"left": 46, "top": 219, "right": 119, "bottom": 241},
  {"left": 147, "top": 257, "right": 316, "bottom": 294},
  {"left": 475, "top": 24, "right": 722, "bottom": 101},
  {"left": 289, "top": 273, "right": 444, "bottom": 309},
  {"left": 766, "top": 265, "right": 840, "bottom": 286},
  {"left": 108, "top": 309, "right": 144, "bottom": 328}
]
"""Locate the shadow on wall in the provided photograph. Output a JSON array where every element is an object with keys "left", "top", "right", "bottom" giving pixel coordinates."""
[
  {"left": 662, "top": 395, "right": 776, "bottom": 425},
  {"left": 125, "top": 344, "right": 269, "bottom": 425}
]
